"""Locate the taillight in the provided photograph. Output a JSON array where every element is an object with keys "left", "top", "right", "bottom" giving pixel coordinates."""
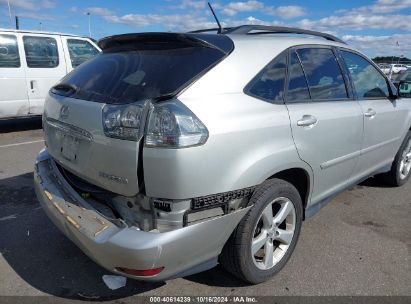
[
  {"left": 102, "top": 102, "right": 146, "bottom": 141},
  {"left": 115, "top": 266, "right": 164, "bottom": 277},
  {"left": 145, "top": 100, "right": 208, "bottom": 148}
]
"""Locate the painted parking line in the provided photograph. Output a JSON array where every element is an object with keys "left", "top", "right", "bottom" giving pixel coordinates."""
[{"left": 0, "top": 139, "right": 44, "bottom": 149}]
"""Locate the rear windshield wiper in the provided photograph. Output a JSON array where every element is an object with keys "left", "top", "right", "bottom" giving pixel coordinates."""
[{"left": 51, "top": 83, "right": 78, "bottom": 97}]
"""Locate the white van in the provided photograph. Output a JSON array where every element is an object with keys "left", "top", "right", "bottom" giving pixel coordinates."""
[{"left": 0, "top": 29, "right": 100, "bottom": 119}]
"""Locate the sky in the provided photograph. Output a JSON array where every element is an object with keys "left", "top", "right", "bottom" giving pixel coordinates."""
[{"left": 1, "top": 0, "right": 411, "bottom": 58}]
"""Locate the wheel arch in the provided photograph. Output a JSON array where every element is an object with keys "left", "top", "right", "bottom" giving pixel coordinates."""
[{"left": 266, "top": 167, "right": 312, "bottom": 219}]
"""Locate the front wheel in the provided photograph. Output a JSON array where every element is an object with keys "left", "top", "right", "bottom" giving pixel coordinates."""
[
  {"left": 220, "top": 179, "right": 303, "bottom": 284},
  {"left": 379, "top": 131, "right": 411, "bottom": 187}
]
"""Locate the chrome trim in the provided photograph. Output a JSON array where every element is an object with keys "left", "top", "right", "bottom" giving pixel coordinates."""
[{"left": 46, "top": 118, "right": 93, "bottom": 142}]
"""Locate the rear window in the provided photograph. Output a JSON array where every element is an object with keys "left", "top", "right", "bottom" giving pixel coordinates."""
[
  {"left": 55, "top": 45, "right": 227, "bottom": 104},
  {"left": 297, "top": 48, "right": 348, "bottom": 100}
]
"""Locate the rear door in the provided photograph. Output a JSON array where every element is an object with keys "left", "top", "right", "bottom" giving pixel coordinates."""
[
  {"left": 22, "top": 34, "right": 66, "bottom": 115},
  {"left": 339, "top": 50, "right": 407, "bottom": 178},
  {"left": 0, "top": 33, "right": 29, "bottom": 118},
  {"left": 61, "top": 37, "right": 100, "bottom": 72},
  {"left": 285, "top": 46, "right": 363, "bottom": 204}
]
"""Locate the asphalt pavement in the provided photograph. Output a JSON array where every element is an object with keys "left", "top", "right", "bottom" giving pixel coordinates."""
[{"left": 0, "top": 117, "right": 410, "bottom": 301}]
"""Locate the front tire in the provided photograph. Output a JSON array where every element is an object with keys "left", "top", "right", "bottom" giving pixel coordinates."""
[
  {"left": 379, "top": 131, "right": 411, "bottom": 187},
  {"left": 220, "top": 179, "right": 303, "bottom": 284}
]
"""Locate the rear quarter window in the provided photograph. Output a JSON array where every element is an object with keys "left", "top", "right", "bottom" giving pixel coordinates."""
[{"left": 245, "top": 52, "right": 287, "bottom": 103}]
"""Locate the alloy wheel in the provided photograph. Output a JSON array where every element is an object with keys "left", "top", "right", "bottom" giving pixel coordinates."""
[
  {"left": 251, "top": 197, "right": 296, "bottom": 270},
  {"left": 399, "top": 138, "right": 411, "bottom": 180}
]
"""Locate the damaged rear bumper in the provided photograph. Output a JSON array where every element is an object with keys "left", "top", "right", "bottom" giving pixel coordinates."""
[{"left": 34, "top": 148, "right": 249, "bottom": 281}]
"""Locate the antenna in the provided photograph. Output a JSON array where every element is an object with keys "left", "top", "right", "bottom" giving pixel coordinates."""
[{"left": 207, "top": 2, "right": 223, "bottom": 34}]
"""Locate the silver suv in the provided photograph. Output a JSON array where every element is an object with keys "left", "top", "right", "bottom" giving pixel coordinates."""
[{"left": 34, "top": 25, "right": 411, "bottom": 284}]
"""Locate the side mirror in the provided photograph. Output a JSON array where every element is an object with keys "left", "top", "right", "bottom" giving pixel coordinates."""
[
  {"left": 398, "top": 81, "right": 411, "bottom": 98},
  {"left": 387, "top": 79, "right": 399, "bottom": 100}
]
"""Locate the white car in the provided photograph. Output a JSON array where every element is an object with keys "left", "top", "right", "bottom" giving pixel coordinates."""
[
  {"left": 0, "top": 29, "right": 100, "bottom": 119},
  {"left": 391, "top": 64, "right": 408, "bottom": 74}
]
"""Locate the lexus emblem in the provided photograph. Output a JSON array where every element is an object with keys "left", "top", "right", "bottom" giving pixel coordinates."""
[{"left": 59, "top": 105, "right": 69, "bottom": 120}]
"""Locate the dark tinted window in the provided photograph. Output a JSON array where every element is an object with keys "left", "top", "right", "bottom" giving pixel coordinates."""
[
  {"left": 57, "top": 45, "right": 226, "bottom": 104},
  {"left": 67, "top": 39, "right": 99, "bottom": 68},
  {"left": 341, "top": 51, "right": 389, "bottom": 98},
  {"left": 23, "top": 36, "right": 59, "bottom": 68},
  {"left": 297, "top": 48, "right": 348, "bottom": 100},
  {"left": 0, "top": 34, "right": 20, "bottom": 67},
  {"left": 287, "top": 51, "right": 310, "bottom": 101},
  {"left": 400, "top": 71, "right": 411, "bottom": 81},
  {"left": 246, "top": 52, "right": 286, "bottom": 102}
]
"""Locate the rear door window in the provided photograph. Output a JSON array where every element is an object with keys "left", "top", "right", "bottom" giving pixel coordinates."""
[
  {"left": 286, "top": 51, "right": 310, "bottom": 102},
  {"left": 297, "top": 48, "right": 348, "bottom": 100},
  {"left": 56, "top": 44, "right": 228, "bottom": 104},
  {"left": 341, "top": 50, "right": 389, "bottom": 98},
  {"left": 23, "top": 36, "right": 59, "bottom": 68},
  {"left": 67, "top": 39, "right": 99, "bottom": 68},
  {"left": 0, "top": 34, "right": 20, "bottom": 67},
  {"left": 245, "top": 52, "right": 287, "bottom": 103}
]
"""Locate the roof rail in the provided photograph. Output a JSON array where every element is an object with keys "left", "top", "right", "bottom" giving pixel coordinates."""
[
  {"left": 190, "top": 27, "right": 233, "bottom": 34},
  {"left": 189, "top": 25, "right": 346, "bottom": 44},
  {"left": 224, "top": 25, "right": 346, "bottom": 44}
]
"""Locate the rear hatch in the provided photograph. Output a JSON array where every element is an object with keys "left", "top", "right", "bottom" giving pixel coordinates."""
[{"left": 43, "top": 32, "right": 233, "bottom": 197}]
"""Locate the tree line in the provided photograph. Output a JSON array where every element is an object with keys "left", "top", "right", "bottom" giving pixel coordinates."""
[{"left": 372, "top": 56, "right": 411, "bottom": 64}]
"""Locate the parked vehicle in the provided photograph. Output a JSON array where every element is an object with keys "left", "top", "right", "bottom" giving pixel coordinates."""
[
  {"left": 34, "top": 25, "right": 411, "bottom": 284},
  {"left": 0, "top": 29, "right": 100, "bottom": 119},
  {"left": 378, "top": 64, "right": 392, "bottom": 75},
  {"left": 391, "top": 64, "right": 408, "bottom": 74},
  {"left": 393, "top": 70, "right": 411, "bottom": 97}
]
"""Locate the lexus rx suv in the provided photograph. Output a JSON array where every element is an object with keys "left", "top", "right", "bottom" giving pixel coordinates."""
[{"left": 34, "top": 25, "right": 411, "bottom": 284}]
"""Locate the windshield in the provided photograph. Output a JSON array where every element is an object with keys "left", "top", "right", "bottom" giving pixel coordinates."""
[{"left": 54, "top": 45, "right": 227, "bottom": 104}]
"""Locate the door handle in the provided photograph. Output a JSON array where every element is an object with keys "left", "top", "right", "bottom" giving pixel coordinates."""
[
  {"left": 30, "top": 80, "right": 35, "bottom": 91},
  {"left": 364, "top": 108, "right": 376, "bottom": 118},
  {"left": 297, "top": 115, "right": 318, "bottom": 127}
]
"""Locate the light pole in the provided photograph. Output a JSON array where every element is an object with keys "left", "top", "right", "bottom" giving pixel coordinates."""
[
  {"left": 39, "top": 22, "right": 42, "bottom": 31},
  {"left": 87, "top": 12, "right": 91, "bottom": 38}
]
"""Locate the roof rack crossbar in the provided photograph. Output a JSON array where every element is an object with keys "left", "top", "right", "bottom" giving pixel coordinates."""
[{"left": 224, "top": 25, "right": 346, "bottom": 44}]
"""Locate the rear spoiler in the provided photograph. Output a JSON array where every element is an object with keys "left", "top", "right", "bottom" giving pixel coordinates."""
[{"left": 97, "top": 32, "right": 234, "bottom": 54}]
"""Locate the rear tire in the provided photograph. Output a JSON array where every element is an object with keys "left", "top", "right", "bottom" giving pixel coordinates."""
[
  {"left": 220, "top": 179, "right": 303, "bottom": 284},
  {"left": 379, "top": 131, "right": 411, "bottom": 187}
]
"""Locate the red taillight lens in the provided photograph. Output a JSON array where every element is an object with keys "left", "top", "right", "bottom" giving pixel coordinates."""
[{"left": 115, "top": 266, "right": 164, "bottom": 277}]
